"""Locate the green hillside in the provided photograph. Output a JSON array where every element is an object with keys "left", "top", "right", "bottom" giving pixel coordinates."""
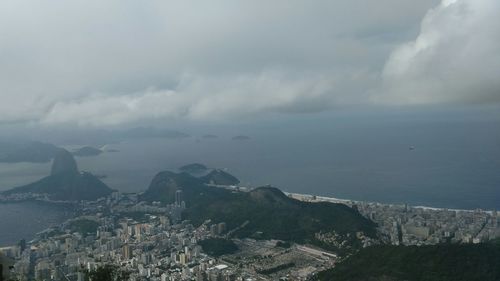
[
  {"left": 4, "top": 172, "right": 113, "bottom": 201},
  {"left": 314, "top": 242, "right": 500, "bottom": 281},
  {"left": 140, "top": 171, "right": 376, "bottom": 252},
  {"left": 3, "top": 149, "right": 113, "bottom": 201}
]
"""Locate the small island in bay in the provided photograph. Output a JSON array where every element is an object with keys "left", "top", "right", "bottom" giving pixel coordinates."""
[
  {"left": 202, "top": 134, "right": 219, "bottom": 139},
  {"left": 72, "top": 146, "right": 103, "bottom": 157},
  {"left": 232, "top": 135, "right": 251, "bottom": 141}
]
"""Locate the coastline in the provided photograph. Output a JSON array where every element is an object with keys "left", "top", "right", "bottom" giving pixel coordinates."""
[
  {"left": 285, "top": 191, "right": 496, "bottom": 214},
  {"left": 0, "top": 201, "right": 75, "bottom": 247},
  {"left": 1, "top": 186, "right": 496, "bottom": 249}
]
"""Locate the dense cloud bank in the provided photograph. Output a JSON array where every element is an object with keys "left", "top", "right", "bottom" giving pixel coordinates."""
[
  {"left": 0, "top": 0, "right": 498, "bottom": 126},
  {"left": 381, "top": 0, "right": 500, "bottom": 105}
]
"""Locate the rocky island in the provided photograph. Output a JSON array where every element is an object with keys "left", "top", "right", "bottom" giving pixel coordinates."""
[
  {"left": 2, "top": 149, "right": 113, "bottom": 201},
  {"left": 72, "top": 146, "right": 103, "bottom": 157}
]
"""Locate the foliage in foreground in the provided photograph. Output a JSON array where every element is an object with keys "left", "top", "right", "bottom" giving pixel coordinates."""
[
  {"left": 314, "top": 242, "right": 500, "bottom": 281},
  {"left": 84, "top": 265, "right": 129, "bottom": 281},
  {"left": 198, "top": 238, "right": 238, "bottom": 257}
]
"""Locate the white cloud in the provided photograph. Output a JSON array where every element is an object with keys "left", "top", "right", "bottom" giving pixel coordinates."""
[
  {"left": 380, "top": 0, "right": 500, "bottom": 104},
  {"left": 4, "top": 0, "right": 477, "bottom": 126},
  {"left": 41, "top": 70, "right": 375, "bottom": 125}
]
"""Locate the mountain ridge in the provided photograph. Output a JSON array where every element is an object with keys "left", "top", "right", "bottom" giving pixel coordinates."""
[{"left": 140, "top": 170, "right": 377, "bottom": 253}]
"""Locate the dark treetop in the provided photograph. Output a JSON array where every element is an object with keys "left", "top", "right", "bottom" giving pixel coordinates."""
[{"left": 314, "top": 241, "right": 500, "bottom": 281}]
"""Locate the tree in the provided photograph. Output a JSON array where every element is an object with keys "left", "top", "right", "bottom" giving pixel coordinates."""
[{"left": 85, "top": 265, "right": 129, "bottom": 281}]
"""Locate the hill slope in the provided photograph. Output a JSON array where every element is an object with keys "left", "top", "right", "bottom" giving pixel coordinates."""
[
  {"left": 3, "top": 149, "right": 113, "bottom": 201},
  {"left": 314, "top": 242, "right": 500, "bottom": 281},
  {"left": 201, "top": 169, "right": 240, "bottom": 185},
  {"left": 140, "top": 171, "right": 376, "bottom": 252}
]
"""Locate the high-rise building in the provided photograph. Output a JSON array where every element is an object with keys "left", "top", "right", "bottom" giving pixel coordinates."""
[
  {"left": 217, "top": 222, "right": 226, "bottom": 235},
  {"left": 175, "top": 189, "right": 183, "bottom": 206},
  {"left": 122, "top": 244, "right": 131, "bottom": 260},
  {"left": 210, "top": 224, "right": 218, "bottom": 236}
]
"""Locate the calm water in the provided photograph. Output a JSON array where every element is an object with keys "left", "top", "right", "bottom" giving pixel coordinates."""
[
  {"left": 1, "top": 109, "right": 500, "bottom": 245},
  {"left": 0, "top": 202, "right": 73, "bottom": 246}
]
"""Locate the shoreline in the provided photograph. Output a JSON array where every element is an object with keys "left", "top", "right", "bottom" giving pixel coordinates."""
[
  {"left": 284, "top": 192, "right": 496, "bottom": 214},
  {"left": 2, "top": 188, "right": 496, "bottom": 213},
  {"left": 1, "top": 188, "right": 496, "bottom": 249}
]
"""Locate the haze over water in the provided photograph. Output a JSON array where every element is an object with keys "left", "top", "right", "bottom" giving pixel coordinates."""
[{"left": 1, "top": 108, "right": 499, "bottom": 211}]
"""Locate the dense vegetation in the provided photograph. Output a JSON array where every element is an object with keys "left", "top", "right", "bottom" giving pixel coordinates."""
[
  {"left": 83, "top": 265, "right": 129, "bottom": 281},
  {"left": 141, "top": 171, "right": 376, "bottom": 251},
  {"left": 198, "top": 238, "right": 238, "bottom": 257},
  {"left": 201, "top": 169, "right": 240, "bottom": 185},
  {"left": 314, "top": 242, "right": 500, "bottom": 281}
]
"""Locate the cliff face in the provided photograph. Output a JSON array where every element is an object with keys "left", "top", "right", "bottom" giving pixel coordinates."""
[{"left": 51, "top": 148, "right": 79, "bottom": 175}]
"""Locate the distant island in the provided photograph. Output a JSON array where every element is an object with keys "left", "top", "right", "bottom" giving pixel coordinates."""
[
  {"left": 100, "top": 145, "right": 119, "bottom": 153},
  {"left": 47, "top": 127, "right": 190, "bottom": 145},
  {"left": 232, "top": 135, "right": 251, "bottom": 141},
  {"left": 72, "top": 146, "right": 103, "bottom": 157},
  {"left": 0, "top": 140, "right": 60, "bottom": 163},
  {"left": 120, "top": 127, "right": 190, "bottom": 139},
  {"left": 2, "top": 149, "right": 113, "bottom": 201},
  {"left": 202, "top": 134, "right": 218, "bottom": 139}
]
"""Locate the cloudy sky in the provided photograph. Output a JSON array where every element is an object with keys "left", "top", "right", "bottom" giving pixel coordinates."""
[{"left": 0, "top": 0, "right": 499, "bottom": 127}]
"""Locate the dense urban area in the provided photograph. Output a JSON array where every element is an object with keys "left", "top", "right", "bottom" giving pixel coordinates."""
[{"left": 1, "top": 185, "right": 499, "bottom": 281}]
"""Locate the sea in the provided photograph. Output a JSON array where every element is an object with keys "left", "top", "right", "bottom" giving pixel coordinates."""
[
  {"left": 0, "top": 201, "right": 73, "bottom": 246},
  {"left": 1, "top": 107, "right": 499, "bottom": 246}
]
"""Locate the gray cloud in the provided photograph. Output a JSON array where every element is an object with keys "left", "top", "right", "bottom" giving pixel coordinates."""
[
  {"left": 10, "top": 0, "right": 498, "bottom": 126},
  {"left": 380, "top": 0, "right": 500, "bottom": 105}
]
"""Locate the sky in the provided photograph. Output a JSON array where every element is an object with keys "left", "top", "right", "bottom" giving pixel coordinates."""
[{"left": 0, "top": 0, "right": 499, "bottom": 128}]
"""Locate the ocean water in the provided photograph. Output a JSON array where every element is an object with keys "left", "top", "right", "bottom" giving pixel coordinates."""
[
  {"left": 0, "top": 202, "right": 73, "bottom": 246},
  {"left": 0, "top": 108, "right": 499, "bottom": 245}
]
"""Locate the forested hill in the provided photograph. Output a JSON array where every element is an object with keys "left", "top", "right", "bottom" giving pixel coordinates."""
[
  {"left": 314, "top": 241, "right": 500, "bottom": 281},
  {"left": 141, "top": 171, "right": 377, "bottom": 252}
]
